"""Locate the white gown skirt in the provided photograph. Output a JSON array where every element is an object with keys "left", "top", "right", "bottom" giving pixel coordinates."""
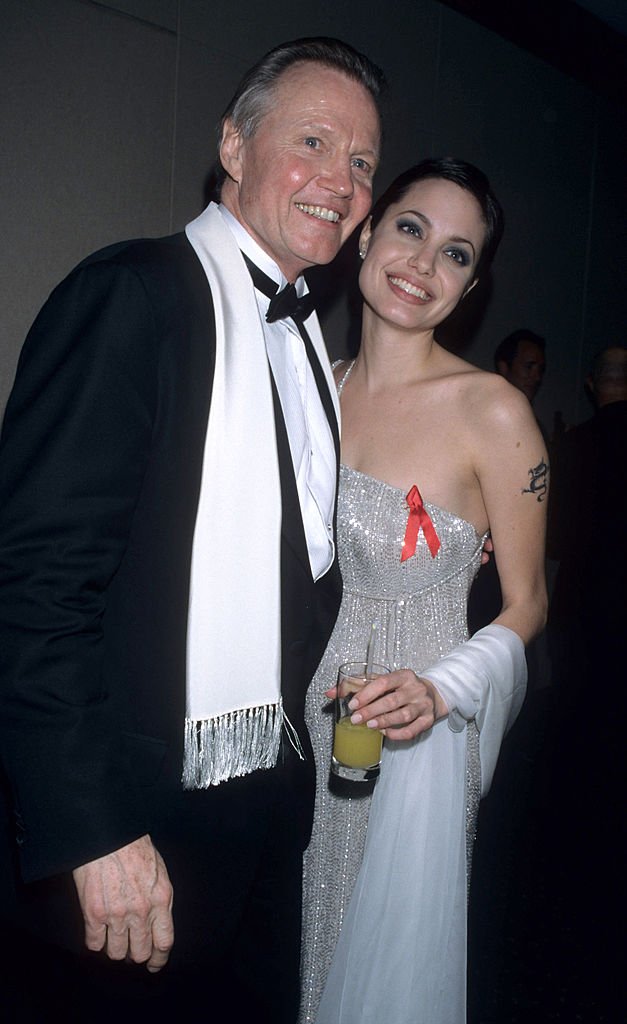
[{"left": 316, "top": 719, "right": 470, "bottom": 1024}]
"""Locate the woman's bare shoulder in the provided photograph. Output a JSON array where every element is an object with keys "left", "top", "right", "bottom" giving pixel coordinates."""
[
  {"left": 434, "top": 348, "right": 494, "bottom": 386},
  {"left": 481, "top": 373, "right": 536, "bottom": 423},
  {"left": 439, "top": 360, "right": 540, "bottom": 448},
  {"left": 451, "top": 361, "right": 530, "bottom": 409},
  {"left": 473, "top": 379, "right": 545, "bottom": 460}
]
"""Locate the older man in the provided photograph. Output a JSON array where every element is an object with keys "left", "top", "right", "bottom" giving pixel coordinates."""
[{"left": 0, "top": 37, "right": 382, "bottom": 1021}]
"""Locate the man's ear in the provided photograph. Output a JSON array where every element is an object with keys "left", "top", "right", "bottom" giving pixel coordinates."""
[
  {"left": 219, "top": 118, "right": 244, "bottom": 184},
  {"left": 359, "top": 217, "right": 373, "bottom": 258}
]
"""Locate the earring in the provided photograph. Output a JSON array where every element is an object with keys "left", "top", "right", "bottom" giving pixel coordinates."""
[{"left": 359, "top": 248, "right": 366, "bottom": 260}]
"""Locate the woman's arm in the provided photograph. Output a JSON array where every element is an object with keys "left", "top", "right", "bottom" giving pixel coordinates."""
[{"left": 473, "top": 381, "right": 549, "bottom": 643}]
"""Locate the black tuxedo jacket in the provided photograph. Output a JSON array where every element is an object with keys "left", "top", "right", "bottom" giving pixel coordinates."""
[{"left": 0, "top": 232, "right": 342, "bottom": 888}]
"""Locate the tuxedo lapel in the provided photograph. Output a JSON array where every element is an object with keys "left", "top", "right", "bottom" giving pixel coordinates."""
[{"left": 268, "top": 370, "right": 312, "bottom": 576}]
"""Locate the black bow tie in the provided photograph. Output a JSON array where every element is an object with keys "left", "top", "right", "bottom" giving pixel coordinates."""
[
  {"left": 266, "top": 282, "right": 316, "bottom": 324},
  {"left": 242, "top": 254, "right": 315, "bottom": 325}
]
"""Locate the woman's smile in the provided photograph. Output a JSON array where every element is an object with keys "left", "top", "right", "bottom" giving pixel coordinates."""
[{"left": 386, "top": 274, "right": 433, "bottom": 302}]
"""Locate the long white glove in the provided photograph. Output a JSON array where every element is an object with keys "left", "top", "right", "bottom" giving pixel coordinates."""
[{"left": 421, "top": 624, "right": 527, "bottom": 795}]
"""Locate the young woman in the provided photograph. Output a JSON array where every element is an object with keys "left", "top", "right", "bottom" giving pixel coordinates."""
[{"left": 299, "top": 159, "right": 548, "bottom": 1024}]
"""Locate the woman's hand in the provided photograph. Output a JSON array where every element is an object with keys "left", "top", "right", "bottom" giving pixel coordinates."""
[{"left": 325, "top": 670, "right": 449, "bottom": 742}]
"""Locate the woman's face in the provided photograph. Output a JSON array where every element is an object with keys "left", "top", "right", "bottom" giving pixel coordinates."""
[{"left": 358, "top": 177, "right": 486, "bottom": 332}]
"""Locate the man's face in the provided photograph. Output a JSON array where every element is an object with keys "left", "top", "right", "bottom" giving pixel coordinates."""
[
  {"left": 500, "top": 340, "right": 546, "bottom": 403},
  {"left": 220, "top": 62, "right": 380, "bottom": 281}
]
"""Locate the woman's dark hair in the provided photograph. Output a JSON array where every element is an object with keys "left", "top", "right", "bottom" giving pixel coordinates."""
[{"left": 369, "top": 157, "right": 504, "bottom": 279}]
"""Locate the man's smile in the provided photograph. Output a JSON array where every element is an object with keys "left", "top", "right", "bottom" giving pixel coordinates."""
[{"left": 294, "top": 202, "right": 342, "bottom": 223}]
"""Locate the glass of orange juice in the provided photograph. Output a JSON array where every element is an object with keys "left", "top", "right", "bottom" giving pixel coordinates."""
[{"left": 331, "top": 661, "right": 389, "bottom": 781}]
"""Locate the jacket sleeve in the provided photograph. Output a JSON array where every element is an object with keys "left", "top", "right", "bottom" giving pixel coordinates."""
[{"left": 0, "top": 257, "right": 162, "bottom": 881}]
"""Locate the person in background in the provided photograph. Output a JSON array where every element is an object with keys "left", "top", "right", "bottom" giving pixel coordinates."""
[
  {"left": 494, "top": 327, "right": 546, "bottom": 405},
  {"left": 547, "top": 343, "right": 627, "bottom": 695},
  {"left": 543, "top": 344, "right": 627, "bottom": 1013}
]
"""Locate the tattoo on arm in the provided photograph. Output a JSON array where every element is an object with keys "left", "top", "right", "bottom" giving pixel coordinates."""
[{"left": 522, "top": 459, "right": 549, "bottom": 502}]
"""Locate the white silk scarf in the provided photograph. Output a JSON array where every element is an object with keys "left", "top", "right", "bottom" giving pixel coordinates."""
[{"left": 183, "top": 203, "right": 284, "bottom": 787}]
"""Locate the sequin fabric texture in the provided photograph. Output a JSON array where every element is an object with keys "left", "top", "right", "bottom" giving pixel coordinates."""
[{"left": 299, "top": 465, "right": 484, "bottom": 1024}]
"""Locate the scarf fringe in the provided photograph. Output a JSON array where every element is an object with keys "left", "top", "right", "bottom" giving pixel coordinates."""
[{"left": 182, "top": 700, "right": 283, "bottom": 788}]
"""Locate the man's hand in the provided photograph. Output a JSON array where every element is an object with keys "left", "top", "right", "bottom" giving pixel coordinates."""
[
  {"left": 480, "top": 535, "right": 494, "bottom": 566},
  {"left": 72, "top": 834, "right": 174, "bottom": 973}
]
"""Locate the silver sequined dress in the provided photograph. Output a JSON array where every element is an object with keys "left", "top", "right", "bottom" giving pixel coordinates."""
[{"left": 299, "top": 465, "right": 485, "bottom": 1024}]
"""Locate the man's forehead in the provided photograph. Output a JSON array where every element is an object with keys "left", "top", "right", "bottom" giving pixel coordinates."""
[
  {"left": 517, "top": 341, "right": 545, "bottom": 360},
  {"left": 270, "top": 62, "right": 380, "bottom": 137}
]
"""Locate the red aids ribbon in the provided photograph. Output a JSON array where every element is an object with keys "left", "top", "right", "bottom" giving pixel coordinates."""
[{"left": 401, "top": 485, "right": 441, "bottom": 562}]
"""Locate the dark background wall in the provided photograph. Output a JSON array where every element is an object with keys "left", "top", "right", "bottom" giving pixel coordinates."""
[{"left": 2, "top": 0, "right": 626, "bottom": 436}]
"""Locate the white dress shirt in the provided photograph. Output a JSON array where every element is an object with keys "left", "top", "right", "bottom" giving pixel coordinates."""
[{"left": 219, "top": 205, "right": 336, "bottom": 580}]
